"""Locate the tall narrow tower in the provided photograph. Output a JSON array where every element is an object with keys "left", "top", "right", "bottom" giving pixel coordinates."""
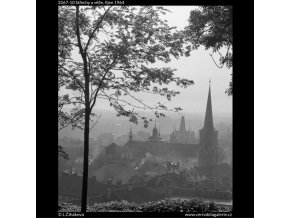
[
  {"left": 129, "top": 126, "right": 133, "bottom": 142},
  {"left": 148, "top": 119, "right": 162, "bottom": 141},
  {"left": 170, "top": 124, "right": 177, "bottom": 143},
  {"left": 179, "top": 116, "right": 186, "bottom": 132},
  {"left": 198, "top": 82, "right": 219, "bottom": 172}
]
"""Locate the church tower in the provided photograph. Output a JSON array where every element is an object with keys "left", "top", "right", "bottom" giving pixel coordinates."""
[
  {"left": 170, "top": 117, "right": 195, "bottom": 144},
  {"left": 179, "top": 116, "right": 186, "bottom": 132},
  {"left": 128, "top": 126, "right": 133, "bottom": 142},
  {"left": 148, "top": 119, "right": 162, "bottom": 142},
  {"left": 198, "top": 82, "right": 219, "bottom": 172},
  {"left": 152, "top": 119, "right": 158, "bottom": 137},
  {"left": 170, "top": 124, "right": 177, "bottom": 143}
]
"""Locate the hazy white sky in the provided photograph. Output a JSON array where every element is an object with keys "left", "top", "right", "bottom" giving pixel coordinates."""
[{"left": 61, "top": 6, "right": 232, "bottom": 115}]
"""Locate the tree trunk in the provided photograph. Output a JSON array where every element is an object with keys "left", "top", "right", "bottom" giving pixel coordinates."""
[
  {"left": 81, "top": 54, "right": 90, "bottom": 213},
  {"left": 75, "top": 5, "right": 91, "bottom": 212},
  {"left": 81, "top": 103, "right": 90, "bottom": 212}
]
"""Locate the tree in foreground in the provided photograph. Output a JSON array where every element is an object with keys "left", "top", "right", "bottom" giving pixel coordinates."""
[
  {"left": 58, "top": 95, "right": 70, "bottom": 159},
  {"left": 58, "top": 6, "right": 194, "bottom": 212},
  {"left": 184, "top": 6, "right": 232, "bottom": 95}
]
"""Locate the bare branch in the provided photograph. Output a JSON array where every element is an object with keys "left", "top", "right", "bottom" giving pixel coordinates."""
[
  {"left": 89, "top": 114, "right": 102, "bottom": 133},
  {"left": 59, "top": 64, "right": 85, "bottom": 92},
  {"left": 84, "top": 6, "right": 113, "bottom": 53},
  {"left": 120, "top": 88, "right": 155, "bottom": 113},
  {"left": 209, "top": 53, "right": 223, "bottom": 68},
  {"left": 90, "top": 55, "right": 118, "bottom": 111},
  {"left": 99, "top": 91, "right": 178, "bottom": 114}
]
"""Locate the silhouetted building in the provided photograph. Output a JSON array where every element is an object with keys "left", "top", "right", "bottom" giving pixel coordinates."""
[
  {"left": 96, "top": 83, "right": 228, "bottom": 181},
  {"left": 170, "top": 116, "right": 195, "bottom": 144},
  {"left": 94, "top": 163, "right": 137, "bottom": 185},
  {"left": 148, "top": 120, "right": 162, "bottom": 142},
  {"left": 105, "top": 143, "right": 118, "bottom": 155},
  {"left": 125, "top": 124, "right": 199, "bottom": 161},
  {"left": 128, "top": 126, "right": 133, "bottom": 142},
  {"left": 198, "top": 83, "right": 220, "bottom": 178}
]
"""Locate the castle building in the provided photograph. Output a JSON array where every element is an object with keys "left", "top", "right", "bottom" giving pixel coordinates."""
[
  {"left": 170, "top": 116, "right": 195, "bottom": 144},
  {"left": 123, "top": 82, "right": 222, "bottom": 179},
  {"left": 198, "top": 83, "right": 220, "bottom": 177}
]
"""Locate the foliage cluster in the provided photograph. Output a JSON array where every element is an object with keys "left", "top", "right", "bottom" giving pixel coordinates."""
[
  {"left": 58, "top": 6, "right": 194, "bottom": 129},
  {"left": 59, "top": 199, "right": 231, "bottom": 212},
  {"left": 185, "top": 6, "right": 232, "bottom": 95}
]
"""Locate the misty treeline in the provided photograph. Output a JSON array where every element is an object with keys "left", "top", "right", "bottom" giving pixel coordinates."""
[{"left": 58, "top": 5, "right": 232, "bottom": 212}]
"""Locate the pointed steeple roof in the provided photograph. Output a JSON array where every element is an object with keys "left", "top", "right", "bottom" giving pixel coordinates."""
[
  {"left": 203, "top": 81, "right": 214, "bottom": 130},
  {"left": 129, "top": 125, "right": 133, "bottom": 141},
  {"left": 152, "top": 119, "right": 158, "bottom": 137},
  {"left": 179, "top": 116, "right": 186, "bottom": 132}
]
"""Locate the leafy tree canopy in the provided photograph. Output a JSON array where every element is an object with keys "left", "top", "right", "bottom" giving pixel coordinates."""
[
  {"left": 58, "top": 6, "right": 194, "bottom": 129},
  {"left": 184, "top": 6, "right": 232, "bottom": 95}
]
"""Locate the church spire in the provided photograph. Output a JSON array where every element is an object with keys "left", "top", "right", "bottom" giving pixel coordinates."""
[
  {"left": 129, "top": 125, "right": 133, "bottom": 141},
  {"left": 203, "top": 81, "right": 214, "bottom": 130},
  {"left": 152, "top": 119, "right": 158, "bottom": 137},
  {"left": 179, "top": 116, "right": 186, "bottom": 132}
]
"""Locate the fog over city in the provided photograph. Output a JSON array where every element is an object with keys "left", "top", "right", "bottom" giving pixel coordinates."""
[
  {"left": 60, "top": 6, "right": 232, "bottom": 139},
  {"left": 59, "top": 109, "right": 232, "bottom": 140}
]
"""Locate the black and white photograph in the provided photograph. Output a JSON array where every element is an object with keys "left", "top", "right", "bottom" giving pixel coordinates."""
[
  {"left": 57, "top": 3, "right": 234, "bottom": 215},
  {"left": 8, "top": 0, "right": 287, "bottom": 217}
]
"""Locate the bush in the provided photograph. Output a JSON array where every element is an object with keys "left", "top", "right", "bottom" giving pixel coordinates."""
[{"left": 59, "top": 199, "right": 232, "bottom": 212}]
